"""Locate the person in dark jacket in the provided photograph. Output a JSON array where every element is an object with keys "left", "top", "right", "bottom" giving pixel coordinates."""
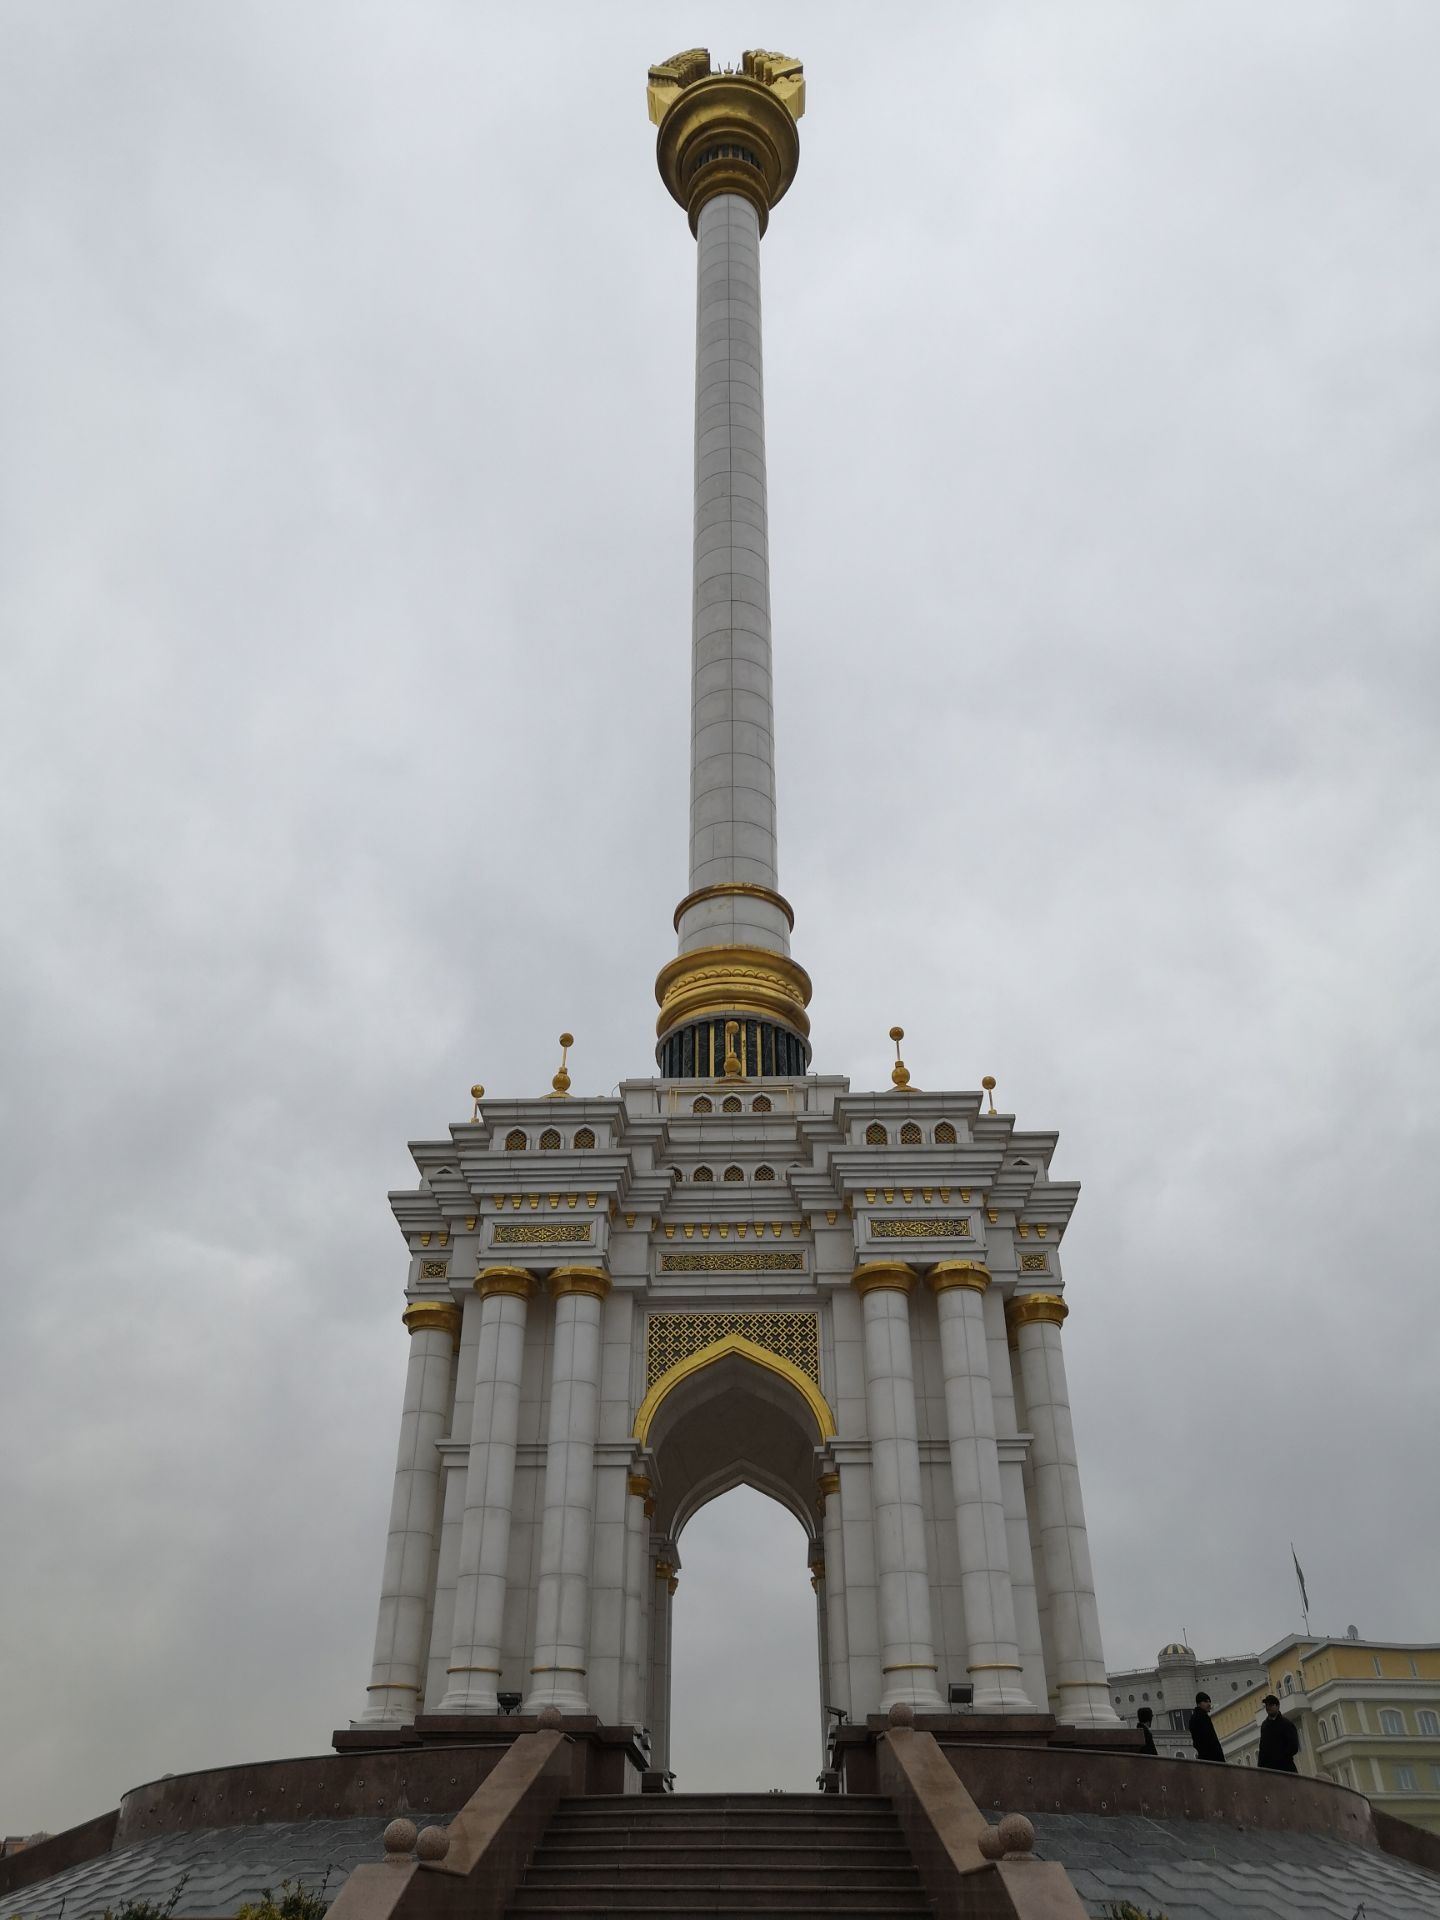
[
  {"left": 1256, "top": 1694, "right": 1301, "bottom": 1772},
  {"left": 1190, "top": 1691, "right": 1225, "bottom": 1762},
  {"left": 1136, "top": 1706, "right": 1158, "bottom": 1755}
]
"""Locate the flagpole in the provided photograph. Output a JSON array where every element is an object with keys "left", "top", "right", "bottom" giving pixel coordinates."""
[{"left": 1291, "top": 1542, "right": 1311, "bottom": 1639}]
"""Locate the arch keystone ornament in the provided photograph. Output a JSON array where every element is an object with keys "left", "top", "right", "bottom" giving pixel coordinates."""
[{"left": 347, "top": 49, "right": 1120, "bottom": 1762}]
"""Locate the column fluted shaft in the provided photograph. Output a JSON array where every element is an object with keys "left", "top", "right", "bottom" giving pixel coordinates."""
[
  {"left": 1009, "top": 1295, "right": 1118, "bottom": 1727},
  {"left": 676, "top": 192, "right": 791, "bottom": 959},
  {"left": 523, "top": 1271, "right": 609, "bottom": 1714},
  {"left": 621, "top": 1474, "right": 652, "bottom": 1724},
  {"left": 438, "top": 1273, "right": 532, "bottom": 1712},
  {"left": 356, "top": 1304, "right": 459, "bottom": 1724},
  {"left": 819, "top": 1472, "right": 850, "bottom": 1721},
  {"left": 853, "top": 1266, "right": 944, "bottom": 1712},
  {"left": 929, "top": 1268, "right": 1037, "bottom": 1713}
]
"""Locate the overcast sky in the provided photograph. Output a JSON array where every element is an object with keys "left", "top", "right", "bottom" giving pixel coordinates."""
[{"left": 3, "top": 1, "right": 1438, "bottom": 1832}]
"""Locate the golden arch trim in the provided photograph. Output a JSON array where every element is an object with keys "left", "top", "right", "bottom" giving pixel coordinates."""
[{"left": 632, "top": 1333, "right": 836, "bottom": 1445}]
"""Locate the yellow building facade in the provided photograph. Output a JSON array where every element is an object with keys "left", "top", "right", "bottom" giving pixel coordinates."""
[{"left": 1214, "top": 1634, "right": 1440, "bottom": 1837}]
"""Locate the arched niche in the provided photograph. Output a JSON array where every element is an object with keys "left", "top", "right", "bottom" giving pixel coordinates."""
[{"left": 634, "top": 1336, "right": 834, "bottom": 1542}]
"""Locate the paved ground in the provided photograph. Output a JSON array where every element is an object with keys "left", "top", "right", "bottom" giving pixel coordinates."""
[
  {"left": 1028, "top": 1808, "right": 1440, "bottom": 1919},
  {"left": 5, "top": 1814, "right": 451, "bottom": 1919}
]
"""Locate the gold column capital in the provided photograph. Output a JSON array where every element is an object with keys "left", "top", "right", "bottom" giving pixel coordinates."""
[
  {"left": 928, "top": 1260, "right": 991, "bottom": 1296},
  {"left": 475, "top": 1265, "right": 535, "bottom": 1301},
  {"left": 648, "top": 50, "right": 804, "bottom": 237},
  {"left": 1005, "top": 1291, "right": 1068, "bottom": 1335},
  {"left": 852, "top": 1260, "right": 917, "bottom": 1297},
  {"left": 402, "top": 1300, "right": 462, "bottom": 1345},
  {"left": 817, "top": 1471, "right": 840, "bottom": 1499},
  {"left": 550, "top": 1265, "right": 611, "bottom": 1301},
  {"left": 628, "top": 1473, "right": 653, "bottom": 1500}
]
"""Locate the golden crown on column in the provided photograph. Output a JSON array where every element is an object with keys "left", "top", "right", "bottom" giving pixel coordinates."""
[{"left": 646, "top": 48, "right": 805, "bottom": 235}]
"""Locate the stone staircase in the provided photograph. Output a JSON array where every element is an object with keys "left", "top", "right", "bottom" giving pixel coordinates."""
[{"left": 506, "top": 1792, "right": 934, "bottom": 1917}]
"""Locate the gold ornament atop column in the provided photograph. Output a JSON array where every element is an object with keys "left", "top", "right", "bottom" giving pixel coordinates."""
[
  {"left": 889, "top": 1026, "right": 913, "bottom": 1091},
  {"left": 982, "top": 1074, "right": 998, "bottom": 1116},
  {"left": 469, "top": 1083, "right": 485, "bottom": 1122},
  {"left": 647, "top": 48, "right": 804, "bottom": 236},
  {"left": 547, "top": 1033, "right": 574, "bottom": 1098}
]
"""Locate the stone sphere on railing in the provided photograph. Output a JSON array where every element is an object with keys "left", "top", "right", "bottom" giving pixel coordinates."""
[
  {"left": 537, "top": 1706, "right": 565, "bottom": 1730},
  {"left": 415, "top": 1825, "right": 451, "bottom": 1862},
  {"left": 977, "top": 1826, "right": 1006, "bottom": 1860},
  {"left": 996, "top": 1814, "right": 1036, "bottom": 1857},
  {"left": 382, "top": 1817, "right": 418, "bottom": 1861},
  {"left": 886, "top": 1702, "right": 915, "bottom": 1728}
]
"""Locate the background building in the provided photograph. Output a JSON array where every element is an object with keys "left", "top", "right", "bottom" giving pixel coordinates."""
[
  {"left": 1107, "top": 1642, "right": 1270, "bottom": 1759},
  {"left": 1215, "top": 1632, "right": 1440, "bottom": 1837}
]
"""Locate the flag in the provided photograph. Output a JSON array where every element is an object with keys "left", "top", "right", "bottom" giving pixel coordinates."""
[{"left": 1291, "top": 1544, "right": 1310, "bottom": 1615}]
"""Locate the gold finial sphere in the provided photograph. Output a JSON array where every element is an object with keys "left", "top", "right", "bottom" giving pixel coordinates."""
[
  {"left": 889, "top": 1026, "right": 904, "bottom": 1043},
  {"left": 470, "top": 1084, "right": 485, "bottom": 1100},
  {"left": 559, "top": 1032, "right": 574, "bottom": 1049},
  {"left": 982, "top": 1075, "right": 998, "bottom": 1116},
  {"left": 889, "top": 1024, "right": 912, "bottom": 1092}
]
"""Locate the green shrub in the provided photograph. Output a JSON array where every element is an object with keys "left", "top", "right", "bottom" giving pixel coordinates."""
[
  {"left": 1102, "top": 1904, "right": 1170, "bottom": 1920},
  {"left": 234, "top": 1873, "right": 332, "bottom": 1920},
  {"left": 101, "top": 1873, "right": 190, "bottom": 1920}
]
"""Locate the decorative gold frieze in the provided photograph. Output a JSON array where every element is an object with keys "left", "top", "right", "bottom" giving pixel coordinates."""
[
  {"left": 646, "top": 1309, "right": 819, "bottom": 1388},
  {"left": 658, "top": 1250, "right": 805, "bottom": 1274},
  {"left": 419, "top": 1260, "right": 449, "bottom": 1279},
  {"left": 870, "top": 1218, "right": 972, "bottom": 1239},
  {"left": 1019, "top": 1252, "right": 1050, "bottom": 1273},
  {"left": 493, "top": 1221, "right": 594, "bottom": 1246}
]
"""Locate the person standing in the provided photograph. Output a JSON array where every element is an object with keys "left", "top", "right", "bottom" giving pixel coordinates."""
[
  {"left": 1256, "top": 1694, "right": 1301, "bottom": 1773},
  {"left": 1136, "top": 1706, "right": 1158, "bottom": 1755},
  {"left": 1190, "top": 1691, "right": 1225, "bottom": 1763}
]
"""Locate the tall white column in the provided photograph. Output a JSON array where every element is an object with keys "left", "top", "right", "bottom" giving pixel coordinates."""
[
  {"left": 675, "top": 191, "right": 791, "bottom": 960},
  {"left": 621, "top": 1471, "right": 654, "bottom": 1724},
  {"left": 523, "top": 1267, "right": 609, "bottom": 1714},
  {"left": 1007, "top": 1292, "right": 1118, "bottom": 1727},
  {"left": 438, "top": 1268, "right": 533, "bottom": 1713},
  {"left": 818, "top": 1469, "right": 851, "bottom": 1720},
  {"left": 927, "top": 1263, "right": 1037, "bottom": 1713},
  {"left": 852, "top": 1263, "right": 944, "bottom": 1713},
  {"left": 355, "top": 1300, "right": 460, "bottom": 1724}
]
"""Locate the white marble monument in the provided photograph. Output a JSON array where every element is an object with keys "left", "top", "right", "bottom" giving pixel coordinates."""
[{"left": 351, "top": 49, "right": 1118, "bottom": 1766}]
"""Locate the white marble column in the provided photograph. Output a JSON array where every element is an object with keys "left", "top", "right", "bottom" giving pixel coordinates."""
[
  {"left": 438, "top": 1268, "right": 533, "bottom": 1712},
  {"left": 621, "top": 1471, "right": 654, "bottom": 1724},
  {"left": 676, "top": 191, "right": 791, "bottom": 961},
  {"left": 523, "top": 1267, "right": 609, "bottom": 1714},
  {"left": 927, "top": 1263, "right": 1037, "bottom": 1713},
  {"left": 355, "top": 1300, "right": 460, "bottom": 1724},
  {"left": 818, "top": 1470, "right": 851, "bottom": 1720},
  {"left": 1007, "top": 1292, "right": 1118, "bottom": 1727},
  {"left": 852, "top": 1263, "right": 944, "bottom": 1712}
]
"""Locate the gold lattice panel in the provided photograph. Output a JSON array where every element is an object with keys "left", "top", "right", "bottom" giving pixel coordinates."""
[{"left": 646, "top": 1310, "right": 820, "bottom": 1389}]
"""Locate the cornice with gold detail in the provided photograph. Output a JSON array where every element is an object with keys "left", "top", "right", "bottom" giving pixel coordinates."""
[
  {"left": 402, "top": 1300, "right": 462, "bottom": 1345},
  {"left": 851, "top": 1260, "right": 918, "bottom": 1297},
  {"left": 549, "top": 1265, "right": 612, "bottom": 1301},
  {"left": 928, "top": 1260, "right": 992, "bottom": 1296},
  {"left": 648, "top": 50, "right": 804, "bottom": 237},
  {"left": 654, "top": 942, "right": 812, "bottom": 1043},
  {"left": 1005, "top": 1291, "right": 1068, "bottom": 1333},
  {"left": 475, "top": 1265, "right": 535, "bottom": 1301},
  {"left": 673, "top": 881, "right": 796, "bottom": 934}
]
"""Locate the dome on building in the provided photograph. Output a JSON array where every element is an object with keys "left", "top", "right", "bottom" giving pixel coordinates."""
[{"left": 1159, "top": 1642, "right": 1194, "bottom": 1658}]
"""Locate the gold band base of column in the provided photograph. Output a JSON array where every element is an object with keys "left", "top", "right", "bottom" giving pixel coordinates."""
[{"left": 882, "top": 1662, "right": 939, "bottom": 1674}]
